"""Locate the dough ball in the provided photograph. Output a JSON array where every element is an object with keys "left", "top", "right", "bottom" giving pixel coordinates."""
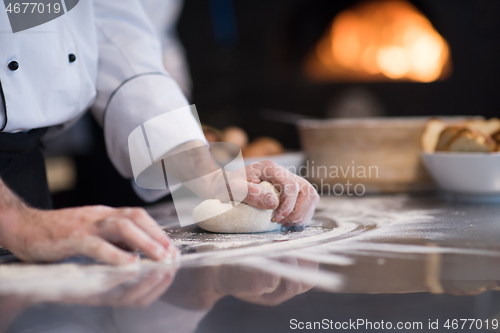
[
  {"left": 242, "top": 137, "right": 284, "bottom": 157},
  {"left": 222, "top": 126, "right": 248, "bottom": 149},
  {"left": 193, "top": 181, "right": 280, "bottom": 233}
]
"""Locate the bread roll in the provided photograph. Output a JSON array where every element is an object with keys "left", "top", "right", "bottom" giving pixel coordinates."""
[
  {"left": 421, "top": 118, "right": 447, "bottom": 153},
  {"left": 202, "top": 125, "right": 222, "bottom": 143},
  {"left": 464, "top": 117, "right": 500, "bottom": 136},
  {"left": 447, "top": 129, "right": 496, "bottom": 153},
  {"left": 242, "top": 137, "right": 284, "bottom": 157},
  {"left": 435, "top": 126, "right": 464, "bottom": 151},
  {"left": 491, "top": 130, "right": 500, "bottom": 143},
  {"left": 222, "top": 126, "right": 248, "bottom": 149}
]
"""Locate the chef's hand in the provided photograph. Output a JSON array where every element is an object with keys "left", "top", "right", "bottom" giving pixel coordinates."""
[
  {"left": 0, "top": 180, "right": 177, "bottom": 265},
  {"left": 161, "top": 142, "right": 318, "bottom": 225},
  {"left": 1, "top": 206, "right": 178, "bottom": 265},
  {"left": 242, "top": 160, "right": 319, "bottom": 226}
]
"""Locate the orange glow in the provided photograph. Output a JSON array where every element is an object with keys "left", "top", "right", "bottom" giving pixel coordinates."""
[{"left": 305, "top": 0, "right": 452, "bottom": 82}]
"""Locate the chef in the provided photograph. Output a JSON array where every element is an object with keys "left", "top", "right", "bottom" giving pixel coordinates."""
[{"left": 0, "top": 0, "right": 318, "bottom": 265}]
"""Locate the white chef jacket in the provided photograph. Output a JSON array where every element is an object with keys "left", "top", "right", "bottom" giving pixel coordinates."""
[
  {"left": 0, "top": 0, "right": 205, "bottom": 189},
  {"left": 141, "top": 0, "right": 192, "bottom": 97}
]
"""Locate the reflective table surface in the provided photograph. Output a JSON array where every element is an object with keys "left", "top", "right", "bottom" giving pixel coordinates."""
[{"left": 1, "top": 194, "right": 500, "bottom": 333}]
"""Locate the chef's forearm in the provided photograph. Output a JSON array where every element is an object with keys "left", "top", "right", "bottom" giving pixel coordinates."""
[
  {"left": 162, "top": 140, "right": 222, "bottom": 199},
  {"left": 0, "top": 178, "right": 29, "bottom": 246}
]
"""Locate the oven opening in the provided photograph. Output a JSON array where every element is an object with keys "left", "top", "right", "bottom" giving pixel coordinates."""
[{"left": 304, "top": 0, "right": 452, "bottom": 83}]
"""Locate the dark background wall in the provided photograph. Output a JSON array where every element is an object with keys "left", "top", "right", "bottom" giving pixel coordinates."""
[{"left": 179, "top": 0, "right": 500, "bottom": 149}]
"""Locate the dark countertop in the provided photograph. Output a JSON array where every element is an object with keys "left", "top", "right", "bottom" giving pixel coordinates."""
[{"left": 1, "top": 194, "right": 499, "bottom": 333}]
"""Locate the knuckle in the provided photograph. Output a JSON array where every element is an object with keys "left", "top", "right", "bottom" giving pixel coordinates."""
[
  {"left": 131, "top": 207, "right": 148, "bottom": 218},
  {"left": 118, "top": 207, "right": 133, "bottom": 215},
  {"left": 247, "top": 184, "right": 261, "bottom": 196},
  {"left": 71, "top": 229, "right": 88, "bottom": 240},
  {"left": 92, "top": 205, "right": 112, "bottom": 213},
  {"left": 249, "top": 162, "right": 262, "bottom": 169},
  {"left": 114, "top": 218, "right": 132, "bottom": 229},
  {"left": 302, "top": 182, "right": 319, "bottom": 199},
  {"left": 73, "top": 211, "right": 87, "bottom": 225},
  {"left": 284, "top": 181, "right": 299, "bottom": 195},
  {"left": 95, "top": 216, "right": 119, "bottom": 230}
]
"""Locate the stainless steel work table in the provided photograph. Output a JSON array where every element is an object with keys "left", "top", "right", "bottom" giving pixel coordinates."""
[{"left": 1, "top": 194, "right": 499, "bottom": 333}]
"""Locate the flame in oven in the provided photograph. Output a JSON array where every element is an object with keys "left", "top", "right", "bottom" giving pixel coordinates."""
[{"left": 306, "top": 0, "right": 452, "bottom": 82}]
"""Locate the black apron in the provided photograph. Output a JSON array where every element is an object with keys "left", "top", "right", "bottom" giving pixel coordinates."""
[{"left": 0, "top": 128, "right": 52, "bottom": 209}]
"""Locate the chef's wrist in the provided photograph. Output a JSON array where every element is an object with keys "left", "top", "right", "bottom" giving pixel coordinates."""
[
  {"left": 0, "top": 179, "right": 31, "bottom": 246},
  {"left": 0, "top": 205, "right": 30, "bottom": 249}
]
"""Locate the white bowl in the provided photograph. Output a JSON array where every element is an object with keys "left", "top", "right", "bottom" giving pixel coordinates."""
[{"left": 421, "top": 152, "right": 500, "bottom": 196}]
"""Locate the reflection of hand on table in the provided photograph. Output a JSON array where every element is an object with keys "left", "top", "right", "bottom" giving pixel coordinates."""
[
  {"left": 62, "top": 263, "right": 178, "bottom": 308},
  {"left": 0, "top": 262, "right": 178, "bottom": 307},
  {"left": 438, "top": 254, "right": 500, "bottom": 296},
  {"left": 214, "top": 257, "right": 318, "bottom": 306},
  {"left": 0, "top": 263, "right": 178, "bottom": 333},
  {"left": 0, "top": 295, "right": 31, "bottom": 333},
  {"left": 162, "top": 257, "right": 319, "bottom": 310}
]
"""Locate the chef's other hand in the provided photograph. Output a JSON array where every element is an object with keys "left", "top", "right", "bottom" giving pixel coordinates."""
[
  {"left": 243, "top": 160, "right": 319, "bottom": 225},
  {"left": 0, "top": 180, "right": 177, "bottom": 265}
]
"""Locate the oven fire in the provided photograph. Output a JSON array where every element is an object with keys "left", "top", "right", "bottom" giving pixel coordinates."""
[{"left": 305, "top": 0, "right": 452, "bottom": 82}]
